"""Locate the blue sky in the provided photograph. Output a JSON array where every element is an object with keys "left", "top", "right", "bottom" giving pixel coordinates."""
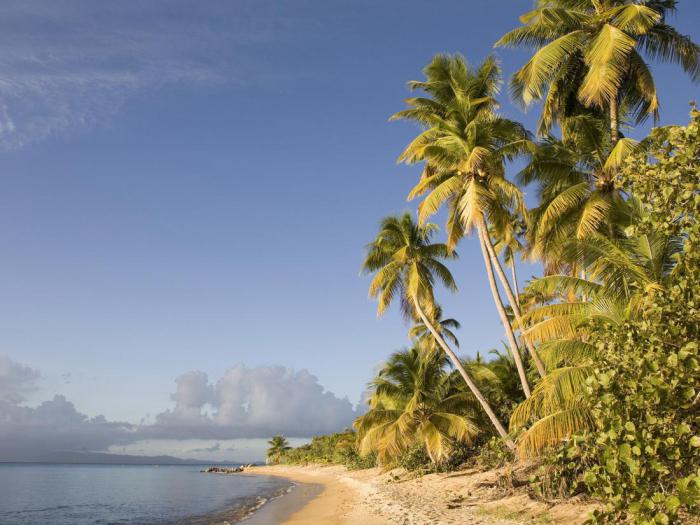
[{"left": 0, "top": 0, "right": 698, "bottom": 461}]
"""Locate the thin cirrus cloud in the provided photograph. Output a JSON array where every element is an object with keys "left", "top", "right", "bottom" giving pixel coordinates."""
[
  {"left": 0, "top": 0, "right": 302, "bottom": 149},
  {"left": 0, "top": 355, "right": 361, "bottom": 461}
]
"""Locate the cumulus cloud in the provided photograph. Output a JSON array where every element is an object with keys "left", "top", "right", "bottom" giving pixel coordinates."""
[
  {"left": 162, "top": 370, "right": 216, "bottom": 425},
  {"left": 0, "top": 355, "right": 136, "bottom": 460},
  {"left": 151, "top": 364, "right": 358, "bottom": 439},
  {"left": 0, "top": 0, "right": 299, "bottom": 148},
  {"left": 0, "top": 356, "right": 360, "bottom": 461},
  {"left": 0, "top": 394, "right": 138, "bottom": 460}
]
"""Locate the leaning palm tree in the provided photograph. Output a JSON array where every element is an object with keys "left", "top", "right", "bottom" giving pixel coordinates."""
[
  {"left": 355, "top": 347, "right": 480, "bottom": 464},
  {"left": 361, "top": 213, "right": 514, "bottom": 447},
  {"left": 497, "top": 0, "right": 700, "bottom": 142},
  {"left": 408, "top": 304, "right": 461, "bottom": 350},
  {"left": 487, "top": 211, "right": 550, "bottom": 377},
  {"left": 510, "top": 214, "right": 684, "bottom": 457},
  {"left": 266, "top": 435, "right": 291, "bottom": 464},
  {"left": 392, "top": 54, "right": 543, "bottom": 388}
]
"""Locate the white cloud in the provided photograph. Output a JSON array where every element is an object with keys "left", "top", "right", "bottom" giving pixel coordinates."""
[
  {"left": 0, "top": 356, "right": 360, "bottom": 461},
  {"left": 151, "top": 364, "right": 358, "bottom": 439},
  {"left": 0, "top": 395, "right": 137, "bottom": 459}
]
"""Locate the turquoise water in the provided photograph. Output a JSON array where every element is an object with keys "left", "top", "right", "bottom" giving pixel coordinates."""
[{"left": 0, "top": 464, "right": 292, "bottom": 524}]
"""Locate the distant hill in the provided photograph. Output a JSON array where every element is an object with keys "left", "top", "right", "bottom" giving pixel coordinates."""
[{"left": 1, "top": 451, "right": 250, "bottom": 465}]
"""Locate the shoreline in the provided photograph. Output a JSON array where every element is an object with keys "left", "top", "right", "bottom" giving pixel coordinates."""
[
  {"left": 187, "top": 473, "right": 302, "bottom": 524},
  {"left": 239, "top": 479, "right": 324, "bottom": 525},
  {"left": 239, "top": 464, "right": 597, "bottom": 525},
  {"left": 241, "top": 465, "right": 392, "bottom": 525}
]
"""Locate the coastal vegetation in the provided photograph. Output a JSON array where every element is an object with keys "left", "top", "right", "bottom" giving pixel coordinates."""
[
  {"left": 266, "top": 435, "right": 291, "bottom": 464},
  {"left": 270, "top": 1, "right": 699, "bottom": 523}
]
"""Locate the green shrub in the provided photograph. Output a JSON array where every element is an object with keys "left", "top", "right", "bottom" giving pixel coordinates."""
[
  {"left": 574, "top": 109, "right": 700, "bottom": 524},
  {"left": 393, "top": 443, "right": 432, "bottom": 472},
  {"left": 580, "top": 312, "right": 700, "bottom": 524},
  {"left": 473, "top": 436, "right": 514, "bottom": 470},
  {"left": 388, "top": 438, "right": 513, "bottom": 474},
  {"left": 277, "top": 430, "right": 377, "bottom": 470},
  {"left": 528, "top": 435, "right": 591, "bottom": 501}
]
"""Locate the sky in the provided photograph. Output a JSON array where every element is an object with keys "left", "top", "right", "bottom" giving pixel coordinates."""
[{"left": 0, "top": 0, "right": 698, "bottom": 463}]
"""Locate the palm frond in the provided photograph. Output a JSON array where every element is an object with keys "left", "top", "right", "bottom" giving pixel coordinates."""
[{"left": 579, "top": 24, "right": 635, "bottom": 107}]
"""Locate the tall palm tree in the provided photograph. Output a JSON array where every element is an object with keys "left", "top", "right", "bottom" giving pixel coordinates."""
[
  {"left": 510, "top": 211, "right": 683, "bottom": 457},
  {"left": 497, "top": 0, "right": 700, "bottom": 143},
  {"left": 392, "top": 54, "right": 542, "bottom": 390},
  {"left": 355, "top": 347, "right": 480, "bottom": 464},
  {"left": 488, "top": 212, "right": 548, "bottom": 378},
  {"left": 361, "top": 213, "right": 514, "bottom": 447},
  {"left": 408, "top": 304, "right": 461, "bottom": 350},
  {"left": 266, "top": 435, "right": 291, "bottom": 464}
]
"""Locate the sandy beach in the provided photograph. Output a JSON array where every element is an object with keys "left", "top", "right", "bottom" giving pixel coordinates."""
[{"left": 244, "top": 464, "right": 596, "bottom": 525}]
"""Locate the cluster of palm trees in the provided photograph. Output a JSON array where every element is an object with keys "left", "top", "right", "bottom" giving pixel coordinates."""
[{"left": 357, "top": 0, "right": 698, "bottom": 463}]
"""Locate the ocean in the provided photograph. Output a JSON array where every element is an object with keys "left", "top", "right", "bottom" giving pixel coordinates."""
[{"left": 0, "top": 463, "right": 294, "bottom": 524}]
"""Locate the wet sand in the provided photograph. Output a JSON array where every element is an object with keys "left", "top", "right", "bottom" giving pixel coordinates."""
[{"left": 240, "top": 480, "right": 324, "bottom": 525}]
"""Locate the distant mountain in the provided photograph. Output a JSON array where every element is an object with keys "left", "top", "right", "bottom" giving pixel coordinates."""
[{"left": 1, "top": 451, "right": 249, "bottom": 465}]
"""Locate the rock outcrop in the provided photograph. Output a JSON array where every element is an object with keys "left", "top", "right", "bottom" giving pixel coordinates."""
[{"left": 202, "top": 465, "right": 247, "bottom": 474}]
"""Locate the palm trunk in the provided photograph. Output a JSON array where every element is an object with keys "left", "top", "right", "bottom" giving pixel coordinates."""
[
  {"left": 610, "top": 94, "right": 619, "bottom": 145},
  {"left": 413, "top": 300, "right": 515, "bottom": 450},
  {"left": 479, "top": 220, "right": 547, "bottom": 378},
  {"left": 476, "top": 222, "right": 532, "bottom": 398},
  {"left": 510, "top": 259, "right": 520, "bottom": 307}
]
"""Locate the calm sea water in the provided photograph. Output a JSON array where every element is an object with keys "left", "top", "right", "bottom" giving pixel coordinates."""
[{"left": 0, "top": 464, "right": 293, "bottom": 524}]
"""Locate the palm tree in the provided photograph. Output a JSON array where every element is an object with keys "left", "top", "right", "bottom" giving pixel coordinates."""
[
  {"left": 392, "top": 54, "right": 542, "bottom": 389},
  {"left": 266, "top": 435, "right": 291, "bottom": 464},
  {"left": 355, "top": 347, "right": 480, "bottom": 464},
  {"left": 497, "top": 0, "right": 700, "bottom": 143},
  {"left": 408, "top": 305, "right": 461, "bottom": 350},
  {"left": 518, "top": 114, "right": 640, "bottom": 271},
  {"left": 510, "top": 211, "right": 683, "bottom": 457},
  {"left": 361, "top": 213, "right": 514, "bottom": 447},
  {"left": 488, "top": 212, "right": 548, "bottom": 378}
]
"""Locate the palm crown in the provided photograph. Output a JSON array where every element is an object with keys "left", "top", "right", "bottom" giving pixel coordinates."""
[
  {"left": 266, "top": 435, "right": 291, "bottom": 463},
  {"left": 519, "top": 114, "right": 642, "bottom": 269},
  {"left": 392, "top": 54, "right": 530, "bottom": 247},
  {"left": 497, "top": 0, "right": 700, "bottom": 139},
  {"left": 361, "top": 213, "right": 457, "bottom": 318},
  {"left": 355, "top": 347, "right": 480, "bottom": 464},
  {"left": 409, "top": 304, "right": 461, "bottom": 349}
]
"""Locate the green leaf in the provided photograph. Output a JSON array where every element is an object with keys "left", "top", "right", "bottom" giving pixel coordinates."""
[{"left": 664, "top": 496, "right": 681, "bottom": 514}]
